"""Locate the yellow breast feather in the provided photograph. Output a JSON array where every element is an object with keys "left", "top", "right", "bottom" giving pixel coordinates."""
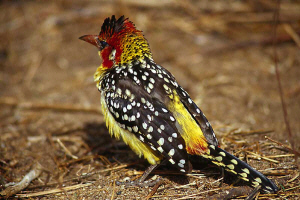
[{"left": 100, "top": 94, "right": 162, "bottom": 165}]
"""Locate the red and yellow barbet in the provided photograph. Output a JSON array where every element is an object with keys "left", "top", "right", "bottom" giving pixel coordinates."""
[{"left": 80, "top": 16, "right": 278, "bottom": 193}]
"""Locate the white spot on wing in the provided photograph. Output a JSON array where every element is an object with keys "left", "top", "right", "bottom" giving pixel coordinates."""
[
  {"left": 142, "top": 122, "right": 147, "bottom": 129},
  {"left": 169, "top": 159, "right": 175, "bottom": 164},
  {"left": 168, "top": 149, "right": 175, "bottom": 156},
  {"left": 139, "top": 135, "right": 144, "bottom": 142},
  {"left": 157, "top": 138, "right": 164, "bottom": 146},
  {"left": 157, "top": 146, "right": 164, "bottom": 153},
  {"left": 178, "top": 163, "right": 184, "bottom": 168}
]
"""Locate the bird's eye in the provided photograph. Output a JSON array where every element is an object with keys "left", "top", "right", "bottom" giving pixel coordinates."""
[
  {"left": 100, "top": 41, "right": 108, "bottom": 49},
  {"left": 96, "top": 38, "right": 108, "bottom": 51}
]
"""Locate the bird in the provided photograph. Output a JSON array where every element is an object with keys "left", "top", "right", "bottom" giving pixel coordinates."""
[{"left": 79, "top": 15, "right": 278, "bottom": 193}]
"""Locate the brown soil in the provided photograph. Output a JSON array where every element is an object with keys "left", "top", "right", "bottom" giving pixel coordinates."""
[{"left": 1, "top": 0, "right": 300, "bottom": 199}]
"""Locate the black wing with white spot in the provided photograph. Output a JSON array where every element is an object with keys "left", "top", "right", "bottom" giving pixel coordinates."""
[
  {"left": 176, "top": 86, "right": 218, "bottom": 146},
  {"left": 137, "top": 59, "right": 218, "bottom": 147},
  {"left": 101, "top": 64, "right": 192, "bottom": 173},
  {"left": 135, "top": 58, "right": 218, "bottom": 146}
]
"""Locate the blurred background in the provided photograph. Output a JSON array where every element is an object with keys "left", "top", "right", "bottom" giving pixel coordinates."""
[{"left": 1, "top": 0, "right": 300, "bottom": 199}]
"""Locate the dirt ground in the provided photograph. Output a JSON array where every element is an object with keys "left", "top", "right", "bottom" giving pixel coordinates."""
[{"left": 1, "top": 0, "right": 300, "bottom": 199}]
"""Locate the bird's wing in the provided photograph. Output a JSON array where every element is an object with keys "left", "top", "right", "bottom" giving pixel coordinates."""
[
  {"left": 102, "top": 76, "right": 192, "bottom": 172},
  {"left": 175, "top": 85, "right": 218, "bottom": 146}
]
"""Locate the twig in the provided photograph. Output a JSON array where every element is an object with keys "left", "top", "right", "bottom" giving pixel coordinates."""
[
  {"left": 207, "top": 186, "right": 254, "bottom": 200},
  {"left": 145, "top": 179, "right": 164, "bottom": 200},
  {"left": 59, "top": 155, "right": 109, "bottom": 167},
  {"left": 272, "top": 0, "right": 298, "bottom": 166},
  {"left": 110, "top": 180, "right": 116, "bottom": 200},
  {"left": 246, "top": 151, "right": 280, "bottom": 163},
  {"left": 126, "top": 169, "right": 207, "bottom": 178},
  {"left": 266, "top": 154, "right": 294, "bottom": 158},
  {"left": 260, "top": 168, "right": 296, "bottom": 176},
  {"left": 245, "top": 186, "right": 260, "bottom": 200},
  {"left": 285, "top": 185, "right": 300, "bottom": 191},
  {"left": 173, "top": 188, "right": 225, "bottom": 200},
  {"left": 186, "top": 173, "right": 206, "bottom": 180},
  {"left": 283, "top": 23, "right": 300, "bottom": 48},
  {"left": 16, "top": 182, "right": 93, "bottom": 198},
  {"left": 210, "top": 177, "right": 223, "bottom": 186},
  {"left": 287, "top": 172, "right": 299, "bottom": 183},
  {"left": 265, "top": 136, "right": 300, "bottom": 156},
  {"left": 173, "top": 181, "right": 198, "bottom": 189},
  {"left": 0, "top": 162, "right": 43, "bottom": 197},
  {"left": 29, "top": 162, "right": 138, "bottom": 189},
  {"left": 56, "top": 138, "right": 78, "bottom": 159},
  {"left": 233, "top": 129, "right": 274, "bottom": 136}
]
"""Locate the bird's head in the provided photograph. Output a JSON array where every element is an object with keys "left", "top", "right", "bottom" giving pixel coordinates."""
[{"left": 80, "top": 15, "right": 152, "bottom": 69}]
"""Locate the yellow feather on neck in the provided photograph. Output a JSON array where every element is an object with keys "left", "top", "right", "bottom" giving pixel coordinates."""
[{"left": 119, "top": 34, "right": 152, "bottom": 65}]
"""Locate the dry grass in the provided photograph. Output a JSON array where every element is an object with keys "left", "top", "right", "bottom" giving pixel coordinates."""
[{"left": 1, "top": 0, "right": 300, "bottom": 199}]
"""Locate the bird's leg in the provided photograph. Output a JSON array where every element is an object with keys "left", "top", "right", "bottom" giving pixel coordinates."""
[
  {"left": 218, "top": 167, "right": 225, "bottom": 187},
  {"left": 117, "top": 160, "right": 167, "bottom": 187},
  {"left": 139, "top": 164, "right": 159, "bottom": 183}
]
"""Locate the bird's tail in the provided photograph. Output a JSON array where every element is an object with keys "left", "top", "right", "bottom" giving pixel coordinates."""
[{"left": 204, "top": 144, "right": 278, "bottom": 193}]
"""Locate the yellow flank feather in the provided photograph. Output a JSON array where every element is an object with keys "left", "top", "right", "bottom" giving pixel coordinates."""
[
  {"left": 168, "top": 90, "right": 208, "bottom": 155},
  {"left": 100, "top": 93, "right": 162, "bottom": 165}
]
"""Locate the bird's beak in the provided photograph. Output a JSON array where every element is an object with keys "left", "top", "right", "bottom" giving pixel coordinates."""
[{"left": 79, "top": 35, "right": 99, "bottom": 47}]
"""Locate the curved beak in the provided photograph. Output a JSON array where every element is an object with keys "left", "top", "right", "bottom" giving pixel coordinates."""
[{"left": 79, "top": 35, "right": 99, "bottom": 47}]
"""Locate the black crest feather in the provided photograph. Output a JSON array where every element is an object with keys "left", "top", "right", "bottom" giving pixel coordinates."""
[{"left": 100, "top": 15, "right": 128, "bottom": 37}]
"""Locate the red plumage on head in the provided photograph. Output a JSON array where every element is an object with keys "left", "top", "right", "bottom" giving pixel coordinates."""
[
  {"left": 99, "top": 15, "right": 138, "bottom": 41},
  {"left": 98, "top": 15, "right": 146, "bottom": 68},
  {"left": 80, "top": 15, "right": 150, "bottom": 69}
]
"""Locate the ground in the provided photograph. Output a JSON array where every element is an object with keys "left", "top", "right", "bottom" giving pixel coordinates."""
[{"left": 1, "top": 0, "right": 300, "bottom": 199}]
